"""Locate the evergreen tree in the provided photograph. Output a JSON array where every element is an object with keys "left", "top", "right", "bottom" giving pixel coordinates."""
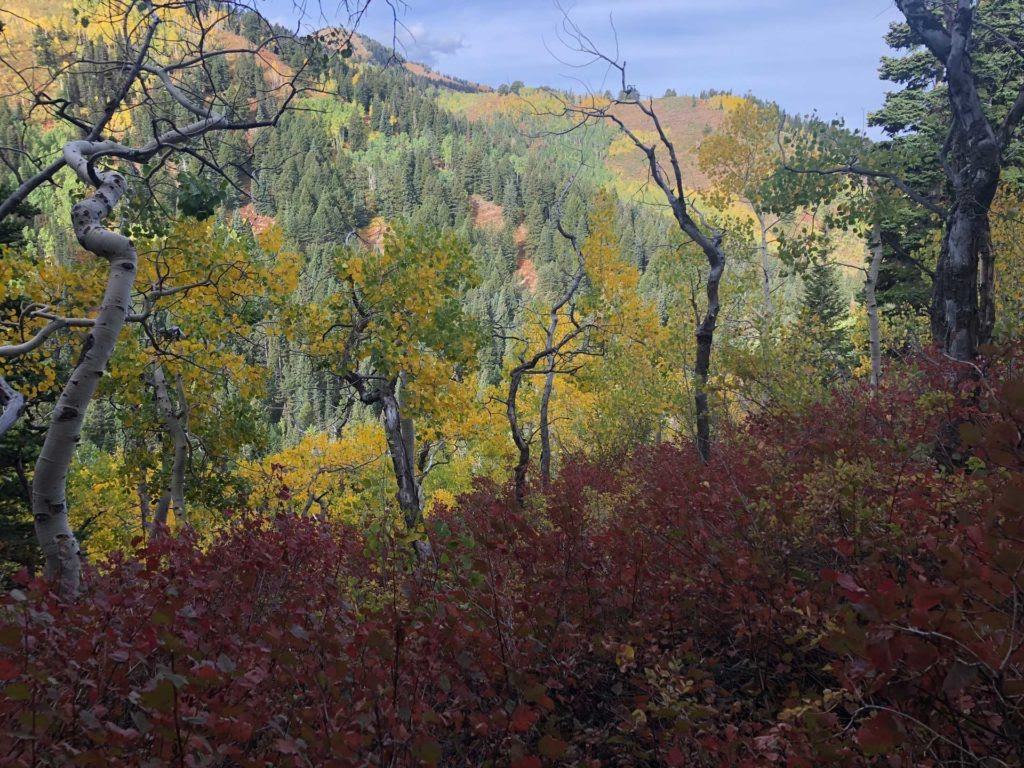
[{"left": 796, "top": 263, "right": 854, "bottom": 382}]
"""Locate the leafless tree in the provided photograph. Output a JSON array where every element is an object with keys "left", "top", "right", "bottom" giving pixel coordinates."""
[
  {"left": 543, "top": 8, "right": 727, "bottom": 462},
  {"left": 500, "top": 171, "right": 600, "bottom": 505},
  {"left": 0, "top": 0, "right": 386, "bottom": 595}
]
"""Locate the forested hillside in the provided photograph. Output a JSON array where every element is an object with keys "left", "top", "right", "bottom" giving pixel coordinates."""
[{"left": 0, "top": 1, "right": 1023, "bottom": 765}]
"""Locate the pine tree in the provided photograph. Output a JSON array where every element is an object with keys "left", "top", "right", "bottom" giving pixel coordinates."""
[
  {"left": 797, "top": 263, "right": 854, "bottom": 382},
  {"left": 501, "top": 177, "right": 522, "bottom": 225},
  {"left": 346, "top": 108, "right": 368, "bottom": 151}
]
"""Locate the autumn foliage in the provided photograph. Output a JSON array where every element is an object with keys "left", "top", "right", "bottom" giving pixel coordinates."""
[{"left": 2, "top": 349, "right": 1023, "bottom": 767}]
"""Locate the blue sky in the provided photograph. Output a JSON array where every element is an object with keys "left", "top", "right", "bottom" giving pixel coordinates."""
[{"left": 267, "top": 1, "right": 902, "bottom": 132}]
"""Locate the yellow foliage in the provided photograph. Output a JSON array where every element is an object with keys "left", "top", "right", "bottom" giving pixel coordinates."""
[
  {"left": 698, "top": 99, "right": 780, "bottom": 209},
  {"left": 238, "top": 424, "right": 389, "bottom": 521},
  {"left": 607, "top": 130, "right": 659, "bottom": 159},
  {"left": 67, "top": 451, "right": 143, "bottom": 557},
  {"left": 705, "top": 93, "right": 749, "bottom": 113},
  {"left": 992, "top": 187, "right": 1024, "bottom": 340}
]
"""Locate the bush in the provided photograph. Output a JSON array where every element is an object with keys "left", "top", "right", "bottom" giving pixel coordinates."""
[{"left": 1, "top": 349, "right": 1022, "bottom": 766}]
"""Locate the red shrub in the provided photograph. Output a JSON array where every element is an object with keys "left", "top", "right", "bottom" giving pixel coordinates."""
[{"left": 1, "top": 350, "right": 1022, "bottom": 766}]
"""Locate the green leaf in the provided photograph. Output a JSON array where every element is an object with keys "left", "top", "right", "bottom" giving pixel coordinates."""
[
  {"left": 4, "top": 682, "right": 31, "bottom": 701},
  {"left": 411, "top": 738, "right": 442, "bottom": 764},
  {"left": 140, "top": 679, "right": 175, "bottom": 712}
]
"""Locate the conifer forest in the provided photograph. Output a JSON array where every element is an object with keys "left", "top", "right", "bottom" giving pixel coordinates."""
[{"left": 0, "top": 0, "right": 1023, "bottom": 765}]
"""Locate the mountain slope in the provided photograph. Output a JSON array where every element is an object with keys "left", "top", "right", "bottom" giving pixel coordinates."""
[{"left": 439, "top": 89, "right": 742, "bottom": 192}]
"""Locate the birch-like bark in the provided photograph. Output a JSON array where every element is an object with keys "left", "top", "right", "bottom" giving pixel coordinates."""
[
  {"left": 0, "top": 376, "right": 25, "bottom": 438},
  {"left": 0, "top": 2, "right": 384, "bottom": 590},
  {"left": 508, "top": 251, "right": 590, "bottom": 502},
  {"left": 346, "top": 374, "right": 424, "bottom": 532},
  {"left": 380, "top": 388, "right": 421, "bottom": 529},
  {"left": 867, "top": 223, "right": 884, "bottom": 389},
  {"left": 151, "top": 363, "right": 189, "bottom": 531},
  {"left": 583, "top": 98, "right": 725, "bottom": 461},
  {"left": 376, "top": 383, "right": 433, "bottom": 559},
  {"left": 754, "top": 209, "right": 772, "bottom": 317},
  {"left": 153, "top": 493, "right": 171, "bottom": 530},
  {"left": 31, "top": 141, "right": 135, "bottom": 595}
]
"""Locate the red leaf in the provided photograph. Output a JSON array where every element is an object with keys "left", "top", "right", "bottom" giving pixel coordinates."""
[
  {"left": 510, "top": 705, "right": 539, "bottom": 733},
  {"left": 228, "top": 719, "right": 253, "bottom": 741},
  {"left": 511, "top": 759, "right": 542, "bottom": 768},
  {"left": 0, "top": 658, "right": 19, "bottom": 681},
  {"left": 856, "top": 711, "right": 902, "bottom": 756},
  {"left": 911, "top": 587, "right": 944, "bottom": 612},
  {"left": 837, "top": 572, "right": 867, "bottom": 597}
]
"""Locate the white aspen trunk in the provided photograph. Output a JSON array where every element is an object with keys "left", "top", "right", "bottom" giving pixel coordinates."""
[
  {"left": 31, "top": 140, "right": 136, "bottom": 595},
  {"left": 347, "top": 371, "right": 430, "bottom": 559},
  {"left": 151, "top": 363, "right": 188, "bottom": 530},
  {"left": 0, "top": 375, "right": 25, "bottom": 437},
  {"left": 867, "top": 223, "right": 884, "bottom": 389},
  {"left": 153, "top": 493, "right": 171, "bottom": 530},
  {"left": 395, "top": 371, "right": 421, "bottom": 513},
  {"left": 754, "top": 209, "right": 772, "bottom": 317},
  {"left": 378, "top": 383, "right": 432, "bottom": 560}
]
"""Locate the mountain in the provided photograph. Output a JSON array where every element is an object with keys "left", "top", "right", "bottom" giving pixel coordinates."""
[
  {"left": 440, "top": 88, "right": 734, "bottom": 192},
  {"left": 0, "top": 0, "right": 858, "bottom": 533},
  {"left": 314, "top": 27, "right": 491, "bottom": 93}
]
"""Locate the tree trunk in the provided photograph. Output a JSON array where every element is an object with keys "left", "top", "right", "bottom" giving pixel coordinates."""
[
  {"left": 665, "top": 196, "right": 725, "bottom": 464},
  {"left": 867, "top": 223, "right": 884, "bottom": 388},
  {"left": 0, "top": 375, "right": 25, "bottom": 437},
  {"left": 378, "top": 386, "right": 421, "bottom": 530},
  {"left": 694, "top": 327, "right": 715, "bottom": 463},
  {"left": 151, "top": 363, "right": 188, "bottom": 531},
  {"left": 896, "top": 0, "right": 1010, "bottom": 360},
  {"left": 539, "top": 355, "right": 555, "bottom": 488},
  {"left": 507, "top": 370, "right": 530, "bottom": 507},
  {"left": 345, "top": 372, "right": 429, "bottom": 556},
  {"left": 691, "top": 229, "right": 725, "bottom": 464},
  {"left": 978, "top": 215, "right": 995, "bottom": 347},
  {"left": 138, "top": 481, "right": 151, "bottom": 535},
  {"left": 32, "top": 140, "right": 136, "bottom": 596},
  {"left": 754, "top": 209, "right": 772, "bottom": 317},
  {"left": 930, "top": 200, "right": 994, "bottom": 360},
  {"left": 153, "top": 493, "right": 171, "bottom": 530}
]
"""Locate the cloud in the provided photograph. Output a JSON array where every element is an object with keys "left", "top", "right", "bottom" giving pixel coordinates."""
[
  {"left": 334, "top": 0, "right": 899, "bottom": 129},
  {"left": 399, "top": 22, "right": 467, "bottom": 66}
]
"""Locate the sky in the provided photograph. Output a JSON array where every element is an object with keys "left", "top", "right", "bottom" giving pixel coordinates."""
[{"left": 267, "top": 0, "right": 903, "bottom": 132}]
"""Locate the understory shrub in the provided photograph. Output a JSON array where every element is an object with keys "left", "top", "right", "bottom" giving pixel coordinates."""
[{"left": 2, "top": 348, "right": 1022, "bottom": 766}]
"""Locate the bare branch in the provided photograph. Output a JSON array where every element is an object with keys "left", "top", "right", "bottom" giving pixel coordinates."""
[{"left": 0, "top": 375, "right": 25, "bottom": 437}]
